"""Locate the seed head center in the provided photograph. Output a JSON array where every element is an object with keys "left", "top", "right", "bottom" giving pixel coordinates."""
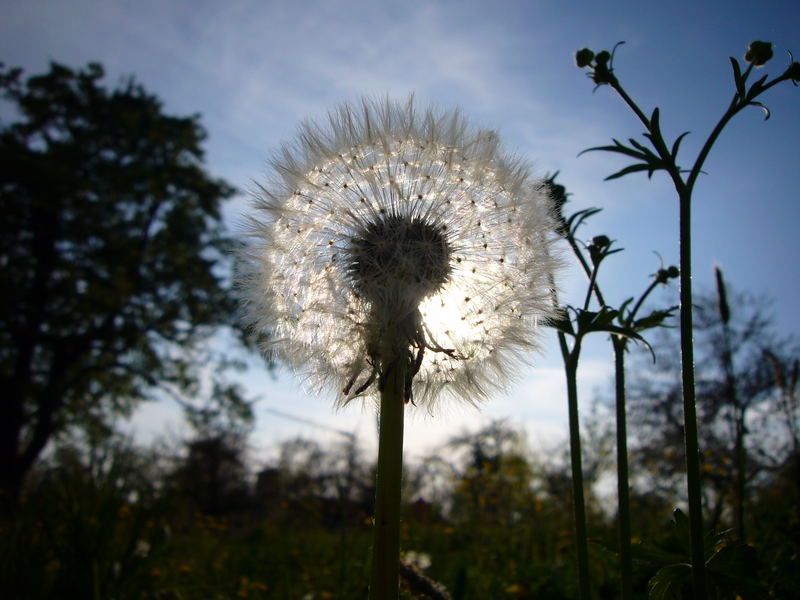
[{"left": 348, "top": 215, "right": 452, "bottom": 305}]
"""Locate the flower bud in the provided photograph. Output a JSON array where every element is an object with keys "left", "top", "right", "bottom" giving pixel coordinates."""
[
  {"left": 594, "top": 51, "right": 611, "bottom": 66},
  {"left": 591, "top": 235, "right": 611, "bottom": 249},
  {"left": 656, "top": 265, "right": 680, "bottom": 284},
  {"left": 589, "top": 51, "right": 616, "bottom": 85},
  {"left": 575, "top": 48, "right": 594, "bottom": 68},
  {"left": 744, "top": 40, "right": 773, "bottom": 66},
  {"left": 785, "top": 62, "right": 800, "bottom": 83}
]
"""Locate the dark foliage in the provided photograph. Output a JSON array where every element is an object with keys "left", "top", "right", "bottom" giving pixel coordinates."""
[
  {"left": 0, "top": 61, "right": 250, "bottom": 507},
  {"left": 627, "top": 282, "right": 799, "bottom": 532}
]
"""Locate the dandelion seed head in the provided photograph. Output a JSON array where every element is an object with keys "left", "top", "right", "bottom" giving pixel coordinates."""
[{"left": 241, "top": 96, "right": 561, "bottom": 410}]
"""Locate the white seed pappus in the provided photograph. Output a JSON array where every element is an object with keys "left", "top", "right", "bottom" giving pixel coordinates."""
[{"left": 241, "top": 97, "right": 561, "bottom": 410}]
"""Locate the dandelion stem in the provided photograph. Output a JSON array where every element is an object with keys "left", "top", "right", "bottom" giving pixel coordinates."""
[
  {"left": 561, "top": 334, "right": 592, "bottom": 600},
  {"left": 369, "top": 355, "right": 407, "bottom": 600}
]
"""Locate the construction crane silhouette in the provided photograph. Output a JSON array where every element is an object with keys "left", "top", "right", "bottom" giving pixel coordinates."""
[{"left": 262, "top": 406, "right": 356, "bottom": 442}]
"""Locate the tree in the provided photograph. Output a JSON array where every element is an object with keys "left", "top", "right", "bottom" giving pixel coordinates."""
[
  {"left": 174, "top": 432, "right": 251, "bottom": 516},
  {"left": 626, "top": 276, "right": 796, "bottom": 533},
  {"left": 0, "top": 62, "right": 250, "bottom": 508}
]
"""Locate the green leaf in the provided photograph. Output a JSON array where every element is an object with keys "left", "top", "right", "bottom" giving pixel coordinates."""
[
  {"left": 565, "top": 207, "right": 602, "bottom": 236},
  {"left": 648, "top": 564, "right": 691, "bottom": 600},
  {"left": 579, "top": 138, "right": 649, "bottom": 160},
  {"left": 548, "top": 310, "right": 574, "bottom": 336},
  {"left": 648, "top": 107, "right": 666, "bottom": 149},
  {"left": 747, "top": 73, "right": 769, "bottom": 99},
  {"left": 670, "top": 509, "right": 692, "bottom": 555},
  {"left": 629, "top": 137, "right": 657, "bottom": 157},
  {"left": 650, "top": 107, "right": 660, "bottom": 129},
  {"left": 604, "top": 163, "right": 653, "bottom": 181},
  {"left": 632, "top": 306, "right": 678, "bottom": 332},
  {"left": 575, "top": 307, "right": 619, "bottom": 333},
  {"left": 749, "top": 101, "right": 771, "bottom": 120},
  {"left": 670, "top": 131, "right": 690, "bottom": 160},
  {"left": 730, "top": 57, "right": 745, "bottom": 97},
  {"left": 629, "top": 542, "right": 688, "bottom": 567},
  {"left": 618, "top": 297, "right": 634, "bottom": 322}
]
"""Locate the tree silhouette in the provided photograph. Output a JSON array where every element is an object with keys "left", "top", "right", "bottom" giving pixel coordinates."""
[
  {"left": 627, "top": 280, "right": 796, "bottom": 533},
  {"left": 0, "top": 61, "right": 248, "bottom": 508}
]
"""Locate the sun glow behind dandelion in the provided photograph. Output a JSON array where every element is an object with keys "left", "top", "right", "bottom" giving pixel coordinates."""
[{"left": 244, "top": 98, "right": 560, "bottom": 409}]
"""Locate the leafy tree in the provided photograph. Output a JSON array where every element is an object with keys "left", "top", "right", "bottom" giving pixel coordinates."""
[
  {"left": 173, "top": 432, "right": 251, "bottom": 516},
  {"left": 0, "top": 61, "right": 250, "bottom": 508},
  {"left": 626, "top": 277, "right": 796, "bottom": 533}
]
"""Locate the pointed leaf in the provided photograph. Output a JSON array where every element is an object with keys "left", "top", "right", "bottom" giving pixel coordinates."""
[
  {"left": 750, "top": 101, "right": 771, "bottom": 120},
  {"left": 593, "top": 308, "right": 620, "bottom": 328},
  {"left": 566, "top": 207, "right": 602, "bottom": 236},
  {"left": 670, "top": 131, "right": 690, "bottom": 160},
  {"left": 730, "top": 57, "right": 745, "bottom": 97},
  {"left": 608, "top": 325, "right": 656, "bottom": 360},
  {"left": 649, "top": 107, "right": 666, "bottom": 149},
  {"left": 605, "top": 163, "right": 653, "bottom": 181},
  {"left": 618, "top": 297, "right": 634, "bottom": 324},
  {"left": 747, "top": 73, "right": 769, "bottom": 99},
  {"left": 648, "top": 564, "right": 691, "bottom": 600},
  {"left": 575, "top": 309, "right": 599, "bottom": 333},
  {"left": 580, "top": 144, "right": 648, "bottom": 161},
  {"left": 671, "top": 509, "right": 692, "bottom": 555},
  {"left": 629, "top": 137, "right": 654, "bottom": 155},
  {"left": 632, "top": 306, "right": 678, "bottom": 332},
  {"left": 549, "top": 310, "right": 574, "bottom": 336},
  {"left": 650, "top": 107, "right": 660, "bottom": 130}
]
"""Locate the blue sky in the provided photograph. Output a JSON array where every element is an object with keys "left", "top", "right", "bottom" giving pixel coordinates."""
[{"left": 3, "top": 0, "right": 798, "bottom": 461}]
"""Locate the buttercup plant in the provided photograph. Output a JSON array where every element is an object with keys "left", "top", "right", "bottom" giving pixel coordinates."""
[
  {"left": 547, "top": 174, "right": 678, "bottom": 600},
  {"left": 576, "top": 40, "right": 799, "bottom": 599},
  {"left": 241, "top": 97, "right": 560, "bottom": 598}
]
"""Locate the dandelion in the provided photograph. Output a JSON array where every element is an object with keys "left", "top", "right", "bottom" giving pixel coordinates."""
[
  {"left": 243, "top": 96, "right": 559, "bottom": 409},
  {"left": 241, "top": 96, "right": 560, "bottom": 599}
]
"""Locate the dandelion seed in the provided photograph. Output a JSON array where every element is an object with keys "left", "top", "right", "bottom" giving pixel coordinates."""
[{"left": 242, "top": 96, "right": 560, "bottom": 409}]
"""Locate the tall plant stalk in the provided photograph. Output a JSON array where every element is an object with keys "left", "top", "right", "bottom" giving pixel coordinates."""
[
  {"left": 611, "top": 336, "right": 633, "bottom": 600},
  {"left": 558, "top": 331, "right": 591, "bottom": 600},
  {"left": 575, "top": 39, "right": 799, "bottom": 599},
  {"left": 550, "top": 182, "right": 675, "bottom": 600},
  {"left": 369, "top": 357, "right": 407, "bottom": 600}
]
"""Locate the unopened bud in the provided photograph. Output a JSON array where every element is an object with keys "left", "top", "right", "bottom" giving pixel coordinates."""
[
  {"left": 656, "top": 265, "right": 680, "bottom": 284},
  {"left": 744, "top": 40, "right": 773, "bottom": 67},
  {"left": 575, "top": 48, "right": 594, "bottom": 68},
  {"left": 785, "top": 62, "right": 800, "bottom": 83},
  {"left": 595, "top": 50, "right": 611, "bottom": 66},
  {"left": 592, "top": 235, "right": 611, "bottom": 248}
]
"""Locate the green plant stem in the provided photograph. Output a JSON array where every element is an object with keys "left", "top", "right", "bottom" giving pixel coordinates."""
[
  {"left": 611, "top": 336, "right": 633, "bottom": 600},
  {"left": 565, "top": 228, "right": 635, "bottom": 600},
  {"left": 629, "top": 278, "right": 659, "bottom": 322},
  {"left": 609, "top": 81, "right": 685, "bottom": 193},
  {"left": 560, "top": 332, "right": 592, "bottom": 600},
  {"left": 566, "top": 235, "right": 606, "bottom": 307},
  {"left": 678, "top": 192, "right": 707, "bottom": 600},
  {"left": 594, "top": 54, "right": 795, "bottom": 600},
  {"left": 687, "top": 72, "right": 791, "bottom": 195},
  {"left": 608, "top": 77, "right": 708, "bottom": 599},
  {"left": 369, "top": 357, "right": 407, "bottom": 600}
]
